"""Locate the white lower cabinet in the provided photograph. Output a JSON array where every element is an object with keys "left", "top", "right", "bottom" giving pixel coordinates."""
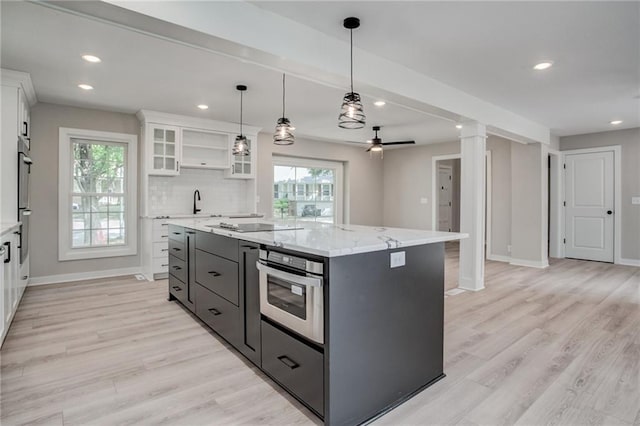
[
  {"left": 1, "top": 228, "right": 20, "bottom": 347},
  {"left": 141, "top": 218, "right": 171, "bottom": 280}
]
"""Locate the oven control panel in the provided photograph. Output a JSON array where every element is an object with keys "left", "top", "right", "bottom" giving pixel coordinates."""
[{"left": 260, "top": 250, "right": 323, "bottom": 275}]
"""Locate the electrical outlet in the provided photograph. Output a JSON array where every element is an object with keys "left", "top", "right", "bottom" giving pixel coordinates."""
[
  {"left": 390, "top": 251, "right": 406, "bottom": 268},
  {"left": 420, "top": 197, "right": 428, "bottom": 205}
]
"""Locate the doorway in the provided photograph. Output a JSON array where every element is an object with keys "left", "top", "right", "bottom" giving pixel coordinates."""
[
  {"left": 436, "top": 160, "right": 459, "bottom": 232},
  {"left": 432, "top": 152, "right": 492, "bottom": 256}
]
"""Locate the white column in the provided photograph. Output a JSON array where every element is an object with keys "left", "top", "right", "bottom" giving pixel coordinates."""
[{"left": 458, "top": 122, "right": 487, "bottom": 291}]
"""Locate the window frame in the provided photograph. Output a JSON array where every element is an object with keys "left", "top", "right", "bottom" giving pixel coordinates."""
[
  {"left": 272, "top": 156, "right": 344, "bottom": 224},
  {"left": 58, "top": 127, "right": 138, "bottom": 261}
]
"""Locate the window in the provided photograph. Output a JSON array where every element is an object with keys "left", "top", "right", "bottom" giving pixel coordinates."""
[
  {"left": 272, "top": 157, "right": 343, "bottom": 224},
  {"left": 59, "top": 128, "right": 137, "bottom": 260}
]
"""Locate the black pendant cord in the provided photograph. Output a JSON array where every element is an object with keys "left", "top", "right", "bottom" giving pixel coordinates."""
[
  {"left": 282, "top": 74, "right": 286, "bottom": 118},
  {"left": 349, "top": 28, "right": 354, "bottom": 94},
  {"left": 239, "top": 90, "right": 243, "bottom": 136}
]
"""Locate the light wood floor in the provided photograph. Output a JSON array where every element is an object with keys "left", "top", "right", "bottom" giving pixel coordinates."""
[{"left": 1, "top": 247, "right": 639, "bottom": 426}]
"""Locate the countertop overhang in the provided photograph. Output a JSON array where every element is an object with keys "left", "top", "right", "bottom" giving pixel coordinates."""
[{"left": 167, "top": 218, "right": 467, "bottom": 258}]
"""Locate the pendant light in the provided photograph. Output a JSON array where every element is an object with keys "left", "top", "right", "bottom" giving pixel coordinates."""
[
  {"left": 232, "top": 84, "right": 250, "bottom": 156},
  {"left": 274, "top": 74, "right": 295, "bottom": 145},
  {"left": 338, "top": 17, "right": 366, "bottom": 129}
]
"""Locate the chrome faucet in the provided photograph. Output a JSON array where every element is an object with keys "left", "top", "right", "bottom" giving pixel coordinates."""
[{"left": 193, "top": 189, "right": 201, "bottom": 214}]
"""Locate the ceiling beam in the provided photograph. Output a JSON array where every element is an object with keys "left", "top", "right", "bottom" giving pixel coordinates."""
[{"left": 41, "top": 0, "right": 550, "bottom": 144}]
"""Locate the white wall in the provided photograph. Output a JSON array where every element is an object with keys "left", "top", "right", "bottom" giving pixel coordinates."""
[
  {"left": 382, "top": 136, "right": 513, "bottom": 258},
  {"left": 255, "top": 133, "right": 384, "bottom": 226},
  {"left": 560, "top": 127, "right": 640, "bottom": 261},
  {"left": 30, "top": 103, "right": 141, "bottom": 279}
]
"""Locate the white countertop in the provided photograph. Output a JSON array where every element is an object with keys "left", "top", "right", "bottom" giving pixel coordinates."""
[
  {"left": 167, "top": 218, "right": 467, "bottom": 258},
  {"left": 142, "top": 213, "right": 263, "bottom": 219},
  {"left": 0, "top": 222, "right": 21, "bottom": 236}
]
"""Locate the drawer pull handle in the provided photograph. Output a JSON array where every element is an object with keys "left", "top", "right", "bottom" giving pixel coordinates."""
[
  {"left": 161, "top": 248, "right": 168, "bottom": 252},
  {"left": 172, "top": 247, "right": 181, "bottom": 252},
  {"left": 186, "top": 231, "right": 196, "bottom": 235},
  {"left": 161, "top": 223, "right": 168, "bottom": 226},
  {"left": 208, "top": 271, "right": 221, "bottom": 277},
  {"left": 172, "top": 232, "right": 181, "bottom": 235},
  {"left": 208, "top": 308, "right": 221, "bottom": 316},
  {"left": 277, "top": 355, "right": 300, "bottom": 370},
  {"left": 161, "top": 263, "right": 168, "bottom": 267},
  {"left": 172, "top": 286, "right": 182, "bottom": 291},
  {"left": 161, "top": 235, "right": 168, "bottom": 238},
  {"left": 172, "top": 266, "right": 182, "bottom": 270}
]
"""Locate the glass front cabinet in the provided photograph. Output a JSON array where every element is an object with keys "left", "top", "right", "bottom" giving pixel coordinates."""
[
  {"left": 148, "top": 124, "right": 181, "bottom": 176},
  {"left": 225, "top": 135, "right": 256, "bottom": 179}
]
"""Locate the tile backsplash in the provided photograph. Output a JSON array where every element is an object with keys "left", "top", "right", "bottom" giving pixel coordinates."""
[{"left": 148, "top": 168, "right": 252, "bottom": 215}]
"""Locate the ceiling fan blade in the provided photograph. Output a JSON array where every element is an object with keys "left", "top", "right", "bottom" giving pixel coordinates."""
[
  {"left": 344, "top": 140, "right": 369, "bottom": 145},
  {"left": 381, "top": 140, "right": 416, "bottom": 146},
  {"left": 366, "top": 145, "right": 373, "bottom": 152}
]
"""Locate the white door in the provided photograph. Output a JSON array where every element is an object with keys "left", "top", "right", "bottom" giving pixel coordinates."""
[
  {"left": 565, "top": 151, "right": 614, "bottom": 262},
  {"left": 437, "top": 165, "right": 453, "bottom": 232}
]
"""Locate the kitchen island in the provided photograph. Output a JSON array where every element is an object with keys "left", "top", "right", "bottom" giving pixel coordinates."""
[{"left": 166, "top": 218, "right": 465, "bottom": 425}]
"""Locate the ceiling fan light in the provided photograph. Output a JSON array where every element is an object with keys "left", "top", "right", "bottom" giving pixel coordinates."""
[
  {"left": 339, "top": 92, "right": 366, "bottom": 129},
  {"left": 274, "top": 117, "right": 295, "bottom": 145},
  {"left": 370, "top": 145, "right": 383, "bottom": 152}
]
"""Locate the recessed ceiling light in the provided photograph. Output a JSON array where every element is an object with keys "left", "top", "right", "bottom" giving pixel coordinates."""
[
  {"left": 78, "top": 84, "right": 94, "bottom": 90},
  {"left": 610, "top": 120, "right": 623, "bottom": 125},
  {"left": 197, "top": 104, "right": 209, "bottom": 110},
  {"left": 533, "top": 61, "right": 553, "bottom": 70},
  {"left": 374, "top": 101, "right": 386, "bottom": 107},
  {"left": 82, "top": 54, "right": 101, "bottom": 63},
  {"left": 455, "top": 124, "right": 463, "bottom": 129}
]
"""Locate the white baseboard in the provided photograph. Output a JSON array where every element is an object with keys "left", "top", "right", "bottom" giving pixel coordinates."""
[
  {"left": 29, "top": 267, "right": 143, "bottom": 286},
  {"left": 458, "top": 276, "right": 485, "bottom": 292},
  {"left": 487, "top": 254, "right": 511, "bottom": 263},
  {"left": 619, "top": 258, "right": 640, "bottom": 267},
  {"left": 509, "top": 258, "right": 549, "bottom": 269}
]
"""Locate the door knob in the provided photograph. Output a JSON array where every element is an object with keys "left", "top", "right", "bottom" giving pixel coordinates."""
[{"left": 607, "top": 210, "right": 613, "bottom": 215}]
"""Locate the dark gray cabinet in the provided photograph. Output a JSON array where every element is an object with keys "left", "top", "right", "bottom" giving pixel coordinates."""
[
  {"left": 196, "top": 230, "right": 238, "bottom": 262},
  {"left": 238, "top": 243, "right": 261, "bottom": 365},
  {"left": 168, "top": 274, "right": 185, "bottom": 303},
  {"left": 195, "top": 249, "right": 239, "bottom": 306},
  {"left": 261, "top": 320, "right": 324, "bottom": 416},
  {"left": 168, "top": 225, "right": 194, "bottom": 312},
  {"left": 184, "top": 229, "right": 196, "bottom": 312},
  {"left": 195, "top": 283, "right": 240, "bottom": 346}
]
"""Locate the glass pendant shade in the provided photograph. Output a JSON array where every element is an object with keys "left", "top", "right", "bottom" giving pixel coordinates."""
[
  {"left": 234, "top": 84, "right": 250, "bottom": 156},
  {"left": 274, "top": 74, "right": 295, "bottom": 145},
  {"left": 339, "top": 91, "right": 366, "bottom": 129},
  {"left": 232, "top": 134, "right": 249, "bottom": 156},
  {"left": 369, "top": 144, "right": 383, "bottom": 159},
  {"left": 274, "top": 117, "right": 295, "bottom": 145},
  {"left": 338, "top": 17, "right": 365, "bottom": 129}
]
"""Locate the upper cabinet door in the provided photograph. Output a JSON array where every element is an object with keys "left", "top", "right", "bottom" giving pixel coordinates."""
[
  {"left": 148, "top": 124, "right": 181, "bottom": 176},
  {"left": 226, "top": 134, "right": 256, "bottom": 179}
]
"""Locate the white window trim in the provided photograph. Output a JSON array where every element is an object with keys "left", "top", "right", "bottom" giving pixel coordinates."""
[
  {"left": 272, "top": 156, "right": 344, "bottom": 224},
  {"left": 58, "top": 127, "right": 138, "bottom": 261}
]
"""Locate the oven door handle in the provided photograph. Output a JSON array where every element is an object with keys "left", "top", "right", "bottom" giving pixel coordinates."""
[{"left": 256, "top": 261, "right": 323, "bottom": 288}]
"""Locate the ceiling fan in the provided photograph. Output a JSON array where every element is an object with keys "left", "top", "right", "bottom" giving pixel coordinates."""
[{"left": 349, "top": 126, "right": 416, "bottom": 157}]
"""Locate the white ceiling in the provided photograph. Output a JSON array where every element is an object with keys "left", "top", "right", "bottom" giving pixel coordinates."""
[
  {"left": 253, "top": 1, "right": 640, "bottom": 136},
  {"left": 0, "top": 1, "right": 459, "bottom": 147}
]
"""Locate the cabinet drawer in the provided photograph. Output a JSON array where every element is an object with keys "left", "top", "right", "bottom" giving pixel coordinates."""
[
  {"left": 153, "top": 241, "right": 168, "bottom": 258},
  {"left": 261, "top": 321, "right": 324, "bottom": 415},
  {"left": 153, "top": 219, "right": 171, "bottom": 230},
  {"left": 168, "top": 225, "right": 185, "bottom": 242},
  {"left": 195, "top": 284, "right": 239, "bottom": 346},
  {"left": 196, "top": 230, "right": 238, "bottom": 262},
  {"left": 168, "top": 239, "right": 186, "bottom": 261},
  {"left": 153, "top": 257, "right": 169, "bottom": 273},
  {"left": 168, "top": 255, "right": 186, "bottom": 283},
  {"left": 195, "top": 249, "right": 238, "bottom": 305},
  {"left": 169, "top": 274, "right": 186, "bottom": 303},
  {"left": 152, "top": 227, "right": 170, "bottom": 242}
]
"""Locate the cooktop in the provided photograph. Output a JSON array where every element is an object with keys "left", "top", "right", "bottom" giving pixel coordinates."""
[{"left": 207, "top": 222, "right": 303, "bottom": 233}]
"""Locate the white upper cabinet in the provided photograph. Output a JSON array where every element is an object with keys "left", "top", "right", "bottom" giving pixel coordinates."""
[
  {"left": 226, "top": 136, "right": 255, "bottom": 179},
  {"left": 181, "top": 128, "right": 230, "bottom": 170},
  {"left": 148, "top": 124, "right": 181, "bottom": 176},
  {"left": 137, "top": 110, "right": 260, "bottom": 179}
]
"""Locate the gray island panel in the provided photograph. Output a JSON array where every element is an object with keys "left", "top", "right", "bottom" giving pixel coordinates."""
[{"left": 326, "top": 242, "right": 445, "bottom": 426}]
